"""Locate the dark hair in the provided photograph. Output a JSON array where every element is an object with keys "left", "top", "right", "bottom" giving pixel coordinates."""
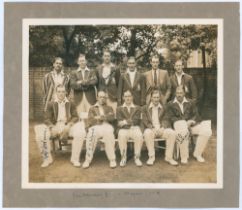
[
  {"left": 150, "top": 54, "right": 160, "bottom": 62},
  {"left": 103, "top": 48, "right": 111, "bottom": 55},
  {"left": 123, "top": 89, "right": 133, "bottom": 97},
  {"left": 78, "top": 53, "right": 86, "bottom": 59},
  {"left": 55, "top": 84, "right": 66, "bottom": 92},
  {"left": 127, "top": 56, "right": 136, "bottom": 62},
  {"left": 151, "top": 89, "right": 161, "bottom": 97},
  {"left": 97, "top": 90, "right": 108, "bottom": 97},
  {"left": 175, "top": 59, "right": 184, "bottom": 65},
  {"left": 176, "top": 85, "right": 186, "bottom": 93},
  {"left": 53, "top": 57, "right": 63, "bottom": 64}
]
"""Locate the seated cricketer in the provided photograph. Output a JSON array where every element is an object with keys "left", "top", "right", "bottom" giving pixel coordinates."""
[
  {"left": 116, "top": 90, "right": 143, "bottom": 167},
  {"left": 166, "top": 85, "right": 212, "bottom": 164},
  {"left": 34, "top": 84, "right": 86, "bottom": 168},
  {"left": 142, "top": 89, "right": 178, "bottom": 166},
  {"left": 82, "top": 91, "right": 117, "bottom": 169}
]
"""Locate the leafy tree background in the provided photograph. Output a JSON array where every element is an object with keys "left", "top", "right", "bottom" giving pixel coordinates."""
[
  {"left": 29, "top": 24, "right": 217, "bottom": 118},
  {"left": 29, "top": 24, "right": 217, "bottom": 72}
]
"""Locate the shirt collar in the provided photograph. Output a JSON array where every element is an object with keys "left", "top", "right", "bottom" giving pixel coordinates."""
[
  {"left": 127, "top": 68, "right": 137, "bottom": 73},
  {"left": 55, "top": 97, "right": 69, "bottom": 104},
  {"left": 94, "top": 102, "right": 106, "bottom": 107},
  {"left": 175, "top": 71, "right": 185, "bottom": 77},
  {"left": 77, "top": 66, "right": 89, "bottom": 72},
  {"left": 102, "top": 63, "right": 115, "bottom": 68},
  {"left": 122, "top": 103, "right": 135, "bottom": 108},
  {"left": 149, "top": 102, "right": 162, "bottom": 109},
  {"left": 52, "top": 70, "right": 64, "bottom": 76},
  {"left": 173, "top": 97, "right": 188, "bottom": 104}
]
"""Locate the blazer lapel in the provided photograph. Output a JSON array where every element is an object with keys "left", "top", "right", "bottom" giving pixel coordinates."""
[
  {"left": 181, "top": 74, "right": 185, "bottom": 86},
  {"left": 123, "top": 107, "right": 130, "bottom": 119},
  {"left": 158, "top": 69, "right": 162, "bottom": 86},
  {"left": 53, "top": 102, "right": 58, "bottom": 122},
  {"left": 183, "top": 102, "right": 190, "bottom": 115},
  {"left": 158, "top": 106, "right": 163, "bottom": 118},
  {"left": 133, "top": 72, "right": 139, "bottom": 88},
  {"left": 77, "top": 70, "right": 83, "bottom": 80},
  {"left": 147, "top": 70, "right": 154, "bottom": 86},
  {"left": 173, "top": 74, "right": 179, "bottom": 86},
  {"left": 147, "top": 107, "right": 153, "bottom": 123},
  {"left": 107, "top": 67, "right": 115, "bottom": 85},
  {"left": 99, "top": 65, "right": 104, "bottom": 79},
  {"left": 84, "top": 70, "right": 90, "bottom": 80},
  {"left": 65, "top": 102, "right": 71, "bottom": 121},
  {"left": 174, "top": 103, "right": 183, "bottom": 116},
  {"left": 63, "top": 74, "right": 69, "bottom": 85},
  {"left": 50, "top": 72, "right": 55, "bottom": 85},
  {"left": 124, "top": 73, "right": 132, "bottom": 88},
  {"left": 129, "top": 107, "right": 135, "bottom": 118}
]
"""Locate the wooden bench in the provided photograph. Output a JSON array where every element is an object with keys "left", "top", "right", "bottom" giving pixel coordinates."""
[
  {"left": 51, "top": 136, "right": 198, "bottom": 163},
  {"left": 50, "top": 111, "right": 168, "bottom": 153},
  {"left": 51, "top": 137, "right": 166, "bottom": 154}
]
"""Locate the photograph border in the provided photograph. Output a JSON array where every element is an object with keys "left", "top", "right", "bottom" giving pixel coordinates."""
[
  {"left": 3, "top": 2, "right": 239, "bottom": 208},
  {"left": 22, "top": 18, "right": 223, "bottom": 189}
]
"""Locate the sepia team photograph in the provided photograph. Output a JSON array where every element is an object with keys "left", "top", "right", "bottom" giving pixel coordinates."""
[{"left": 22, "top": 19, "right": 223, "bottom": 188}]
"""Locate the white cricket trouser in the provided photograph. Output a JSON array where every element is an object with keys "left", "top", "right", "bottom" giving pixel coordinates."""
[
  {"left": 76, "top": 93, "right": 92, "bottom": 119},
  {"left": 69, "top": 121, "right": 87, "bottom": 163},
  {"left": 191, "top": 122, "right": 212, "bottom": 157},
  {"left": 175, "top": 120, "right": 212, "bottom": 160},
  {"left": 34, "top": 122, "right": 86, "bottom": 163},
  {"left": 118, "top": 126, "right": 143, "bottom": 159},
  {"left": 106, "top": 98, "right": 117, "bottom": 114},
  {"left": 85, "top": 123, "right": 116, "bottom": 163},
  {"left": 143, "top": 128, "right": 176, "bottom": 160},
  {"left": 34, "top": 124, "right": 52, "bottom": 162}
]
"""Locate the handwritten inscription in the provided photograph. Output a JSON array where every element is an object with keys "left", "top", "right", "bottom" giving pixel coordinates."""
[
  {"left": 72, "top": 191, "right": 162, "bottom": 200},
  {"left": 86, "top": 127, "right": 97, "bottom": 160},
  {"left": 41, "top": 128, "right": 49, "bottom": 160},
  {"left": 176, "top": 132, "right": 189, "bottom": 144}
]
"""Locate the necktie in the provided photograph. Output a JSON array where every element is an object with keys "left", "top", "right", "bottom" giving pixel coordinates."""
[{"left": 154, "top": 69, "right": 157, "bottom": 86}]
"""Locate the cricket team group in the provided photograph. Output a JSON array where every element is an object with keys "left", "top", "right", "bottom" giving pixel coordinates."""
[{"left": 34, "top": 49, "right": 212, "bottom": 169}]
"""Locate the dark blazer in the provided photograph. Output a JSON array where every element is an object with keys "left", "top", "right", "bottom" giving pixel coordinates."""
[
  {"left": 44, "top": 101, "right": 78, "bottom": 127},
  {"left": 43, "top": 71, "right": 70, "bottom": 111},
  {"left": 87, "top": 104, "right": 115, "bottom": 128},
  {"left": 117, "top": 71, "right": 146, "bottom": 106},
  {"left": 144, "top": 69, "right": 171, "bottom": 104},
  {"left": 70, "top": 68, "right": 98, "bottom": 105},
  {"left": 170, "top": 73, "right": 197, "bottom": 101},
  {"left": 166, "top": 99, "right": 201, "bottom": 126},
  {"left": 96, "top": 64, "right": 120, "bottom": 102},
  {"left": 141, "top": 104, "right": 170, "bottom": 132},
  {"left": 116, "top": 105, "right": 141, "bottom": 131}
]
